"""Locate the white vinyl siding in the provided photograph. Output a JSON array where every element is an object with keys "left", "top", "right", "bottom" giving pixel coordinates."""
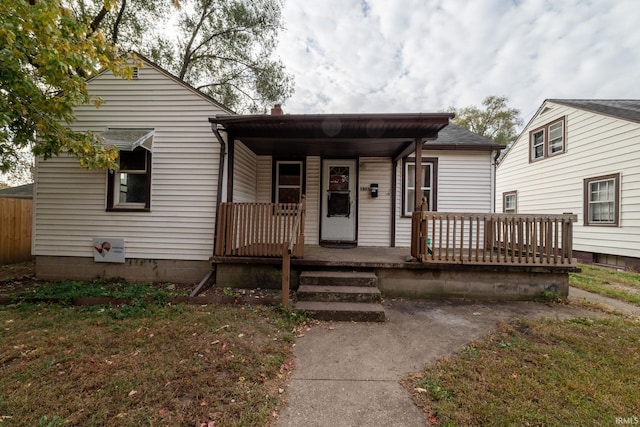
[
  {"left": 305, "top": 157, "right": 321, "bottom": 245},
  {"left": 34, "top": 64, "right": 227, "bottom": 261},
  {"left": 256, "top": 156, "right": 272, "bottom": 203},
  {"left": 233, "top": 141, "right": 257, "bottom": 202},
  {"left": 395, "top": 151, "right": 493, "bottom": 247},
  {"left": 358, "top": 158, "right": 392, "bottom": 247},
  {"left": 497, "top": 101, "right": 640, "bottom": 258}
]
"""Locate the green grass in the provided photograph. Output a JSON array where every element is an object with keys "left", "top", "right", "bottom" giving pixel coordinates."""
[
  {"left": 404, "top": 316, "right": 640, "bottom": 425},
  {"left": 0, "top": 302, "right": 304, "bottom": 426},
  {"left": 12, "top": 279, "right": 175, "bottom": 305},
  {"left": 570, "top": 264, "right": 640, "bottom": 307}
]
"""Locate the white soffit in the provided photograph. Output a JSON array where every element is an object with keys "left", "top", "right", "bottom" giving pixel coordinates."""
[{"left": 101, "top": 128, "right": 154, "bottom": 152}]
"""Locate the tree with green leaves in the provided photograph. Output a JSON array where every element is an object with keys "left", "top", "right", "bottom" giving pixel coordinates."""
[
  {"left": 1, "top": 0, "right": 293, "bottom": 182},
  {"left": 71, "top": 0, "right": 294, "bottom": 113},
  {"left": 0, "top": 0, "right": 133, "bottom": 175},
  {"left": 447, "top": 96, "right": 523, "bottom": 146}
]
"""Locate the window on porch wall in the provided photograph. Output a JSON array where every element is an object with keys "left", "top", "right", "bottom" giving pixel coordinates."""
[
  {"left": 275, "top": 160, "right": 303, "bottom": 203},
  {"left": 403, "top": 159, "right": 436, "bottom": 215}
]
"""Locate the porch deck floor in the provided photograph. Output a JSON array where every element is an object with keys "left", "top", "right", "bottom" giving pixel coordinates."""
[
  {"left": 211, "top": 245, "right": 578, "bottom": 271},
  {"left": 211, "top": 245, "right": 411, "bottom": 268}
]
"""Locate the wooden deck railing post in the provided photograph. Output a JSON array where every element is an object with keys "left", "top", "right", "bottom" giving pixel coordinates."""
[
  {"left": 295, "top": 196, "right": 306, "bottom": 258},
  {"left": 281, "top": 242, "right": 290, "bottom": 307}
]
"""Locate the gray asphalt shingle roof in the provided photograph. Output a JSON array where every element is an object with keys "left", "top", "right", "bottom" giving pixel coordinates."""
[
  {"left": 548, "top": 99, "right": 640, "bottom": 123},
  {"left": 0, "top": 183, "right": 33, "bottom": 199},
  {"left": 430, "top": 123, "right": 500, "bottom": 147}
]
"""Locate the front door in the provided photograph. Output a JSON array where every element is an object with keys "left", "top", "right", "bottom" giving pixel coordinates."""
[{"left": 321, "top": 159, "right": 357, "bottom": 242}]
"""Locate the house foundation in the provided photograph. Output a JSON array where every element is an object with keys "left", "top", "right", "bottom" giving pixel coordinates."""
[
  {"left": 216, "top": 260, "right": 575, "bottom": 301},
  {"left": 35, "top": 256, "right": 212, "bottom": 284}
]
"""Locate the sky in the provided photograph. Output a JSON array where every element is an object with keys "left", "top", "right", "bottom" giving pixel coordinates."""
[{"left": 274, "top": 0, "right": 639, "bottom": 123}]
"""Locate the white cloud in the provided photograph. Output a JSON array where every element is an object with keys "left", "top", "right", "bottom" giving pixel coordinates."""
[{"left": 276, "top": 0, "right": 640, "bottom": 125}]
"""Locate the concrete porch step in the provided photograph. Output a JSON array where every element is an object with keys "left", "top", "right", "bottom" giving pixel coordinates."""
[
  {"left": 299, "top": 271, "right": 378, "bottom": 287},
  {"left": 297, "top": 285, "right": 382, "bottom": 303},
  {"left": 294, "top": 301, "right": 386, "bottom": 322}
]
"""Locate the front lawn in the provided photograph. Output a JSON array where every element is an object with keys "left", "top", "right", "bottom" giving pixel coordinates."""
[
  {"left": 404, "top": 316, "right": 640, "bottom": 425},
  {"left": 404, "top": 263, "right": 640, "bottom": 425},
  {"left": 0, "top": 302, "right": 303, "bottom": 426},
  {"left": 570, "top": 263, "right": 640, "bottom": 307}
]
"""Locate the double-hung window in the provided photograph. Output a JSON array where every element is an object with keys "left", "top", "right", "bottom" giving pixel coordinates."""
[
  {"left": 530, "top": 117, "right": 565, "bottom": 161},
  {"left": 584, "top": 173, "right": 620, "bottom": 226},
  {"left": 403, "top": 158, "right": 437, "bottom": 215},
  {"left": 104, "top": 128, "right": 153, "bottom": 211},
  {"left": 503, "top": 191, "right": 517, "bottom": 213},
  {"left": 274, "top": 160, "right": 304, "bottom": 204}
]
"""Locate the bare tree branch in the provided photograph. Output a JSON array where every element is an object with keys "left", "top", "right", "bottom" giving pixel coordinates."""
[{"left": 112, "top": 0, "right": 127, "bottom": 44}]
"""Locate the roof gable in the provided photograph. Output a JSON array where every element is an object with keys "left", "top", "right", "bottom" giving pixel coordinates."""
[{"left": 89, "top": 52, "right": 234, "bottom": 114}]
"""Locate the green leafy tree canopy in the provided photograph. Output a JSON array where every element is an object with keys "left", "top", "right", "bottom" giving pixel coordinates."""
[
  {"left": 447, "top": 96, "right": 523, "bottom": 146},
  {"left": 0, "top": 0, "right": 134, "bottom": 174},
  {"left": 72, "top": 0, "right": 294, "bottom": 113}
]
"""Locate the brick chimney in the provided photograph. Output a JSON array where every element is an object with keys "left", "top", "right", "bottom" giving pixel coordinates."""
[{"left": 270, "top": 104, "right": 284, "bottom": 115}]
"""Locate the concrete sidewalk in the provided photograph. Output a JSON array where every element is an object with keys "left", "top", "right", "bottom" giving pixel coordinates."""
[{"left": 277, "top": 294, "right": 611, "bottom": 427}]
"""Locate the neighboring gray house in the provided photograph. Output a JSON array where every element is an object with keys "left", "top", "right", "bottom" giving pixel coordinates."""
[
  {"left": 496, "top": 99, "right": 640, "bottom": 270},
  {"left": 0, "top": 183, "right": 33, "bottom": 199}
]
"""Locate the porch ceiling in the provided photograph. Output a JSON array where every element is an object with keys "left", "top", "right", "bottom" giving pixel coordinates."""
[{"left": 209, "top": 113, "right": 454, "bottom": 157}]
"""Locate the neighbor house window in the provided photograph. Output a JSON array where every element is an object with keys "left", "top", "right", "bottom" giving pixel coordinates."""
[
  {"left": 503, "top": 191, "right": 517, "bottom": 213},
  {"left": 274, "top": 160, "right": 304, "bottom": 203},
  {"left": 584, "top": 173, "right": 620, "bottom": 226},
  {"left": 403, "top": 158, "right": 437, "bottom": 215},
  {"left": 530, "top": 117, "right": 566, "bottom": 162},
  {"left": 107, "top": 147, "right": 152, "bottom": 211}
]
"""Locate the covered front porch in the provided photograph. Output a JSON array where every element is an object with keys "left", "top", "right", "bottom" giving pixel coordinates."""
[
  {"left": 211, "top": 202, "right": 578, "bottom": 302},
  {"left": 208, "top": 111, "right": 577, "bottom": 311}
]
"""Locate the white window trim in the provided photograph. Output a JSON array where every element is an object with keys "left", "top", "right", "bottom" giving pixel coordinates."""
[
  {"left": 503, "top": 191, "right": 517, "bottom": 213},
  {"left": 404, "top": 161, "right": 434, "bottom": 216}
]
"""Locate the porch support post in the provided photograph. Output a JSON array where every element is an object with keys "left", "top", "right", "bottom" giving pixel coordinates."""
[{"left": 414, "top": 138, "right": 423, "bottom": 212}]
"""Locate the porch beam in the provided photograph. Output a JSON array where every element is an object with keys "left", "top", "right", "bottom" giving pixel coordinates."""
[{"left": 392, "top": 140, "right": 417, "bottom": 163}]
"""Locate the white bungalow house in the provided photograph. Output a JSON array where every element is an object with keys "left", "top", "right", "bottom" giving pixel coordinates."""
[
  {"left": 34, "top": 56, "right": 575, "bottom": 312},
  {"left": 496, "top": 99, "right": 640, "bottom": 270}
]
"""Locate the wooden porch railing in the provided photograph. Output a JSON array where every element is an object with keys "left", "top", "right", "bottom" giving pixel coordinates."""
[
  {"left": 411, "top": 212, "right": 577, "bottom": 266},
  {"left": 214, "top": 197, "right": 306, "bottom": 258},
  {"left": 214, "top": 197, "right": 306, "bottom": 307}
]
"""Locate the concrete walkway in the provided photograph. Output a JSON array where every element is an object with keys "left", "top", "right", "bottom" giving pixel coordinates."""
[
  {"left": 277, "top": 289, "right": 629, "bottom": 427},
  {"left": 568, "top": 286, "right": 640, "bottom": 316}
]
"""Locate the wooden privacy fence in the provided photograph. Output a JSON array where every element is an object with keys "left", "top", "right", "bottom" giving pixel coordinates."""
[
  {"left": 214, "top": 197, "right": 306, "bottom": 258},
  {"left": 0, "top": 198, "right": 33, "bottom": 265},
  {"left": 411, "top": 212, "right": 577, "bottom": 266}
]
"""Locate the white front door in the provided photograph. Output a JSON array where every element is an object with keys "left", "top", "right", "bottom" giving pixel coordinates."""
[{"left": 321, "top": 159, "right": 357, "bottom": 242}]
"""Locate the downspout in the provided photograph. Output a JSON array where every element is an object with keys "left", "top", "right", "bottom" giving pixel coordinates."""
[
  {"left": 391, "top": 159, "right": 397, "bottom": 247},
  {"left": 491, "top": 149, "right": 498, "bottom": 213},
  {"left": 211, "top": 125, "right": 227, "bottom": 255}
]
